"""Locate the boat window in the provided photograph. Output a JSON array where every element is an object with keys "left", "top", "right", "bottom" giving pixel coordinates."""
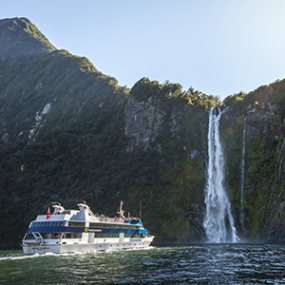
[
  {"left": 131, "top": 234, "right": 144, "bottom": 238},
  {"left": 24, "top": 233, "right": 34, "bottom": 240},
  {"left": 89, "top": 223, "right": 137, "bottom": 230},
  {"left": 32, "top": 221, "right": 65, "bottom": 228},
  {"left": 63, "top": 233, "right": 72, "bottom": 239},
  {"left": 68, "top": 221, "right": 85, "bottom": 227},
  {"left": 94, "top": 233, "right": 120, "bottom": 238},
  {"left": 62, "top": 232, "right": 82, "bottom": 238},
  {"left": 75, "top": 232, "right": 82, "bottom": 238},
  {"left": 53, "top": 233, "right": 60, "bottom": 239},
  {"left": 39, "top": 233, "right": 62, "bottom": 239}
]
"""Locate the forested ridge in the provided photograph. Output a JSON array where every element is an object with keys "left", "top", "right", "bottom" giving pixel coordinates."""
[{"left": 1, "top": 17, "right": 285, "bottom": 247}]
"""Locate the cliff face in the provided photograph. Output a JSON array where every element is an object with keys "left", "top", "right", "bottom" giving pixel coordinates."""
[
  {"left": 123, "top": 78, "right": 285, "bottom": 243},
  {"left": 124, "top": 79, "right": 166, "bottom": 152},
  {"left": 123, "top": 79, "right": 214, "bottom": 242},
  {"left": 1, "top": 17, "right": 285, "bottom": 247},
  {"left": 221, "top": 82, "right": 285, "bottom": 241}
]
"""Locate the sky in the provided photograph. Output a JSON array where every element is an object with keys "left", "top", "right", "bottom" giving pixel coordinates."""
[{"left": 1, "top": 0, "right": 285, "bottom": 100}]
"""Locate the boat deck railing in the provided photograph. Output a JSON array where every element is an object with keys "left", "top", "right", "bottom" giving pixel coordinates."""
[
  {"left": 98, "top": 217, "right": 125, "bottom": 223},
  {"left": 97, "top": 217, "right": 141, "bottom": 224}
]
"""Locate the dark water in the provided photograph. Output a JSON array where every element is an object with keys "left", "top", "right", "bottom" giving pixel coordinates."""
[{"left": 1, "top": 244, "right": 285, "bottom": 284}]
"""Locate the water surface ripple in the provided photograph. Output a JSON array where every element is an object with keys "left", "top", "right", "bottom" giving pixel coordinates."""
[{"left": 1, "top": 244, "right": 285, "bottom": 284}]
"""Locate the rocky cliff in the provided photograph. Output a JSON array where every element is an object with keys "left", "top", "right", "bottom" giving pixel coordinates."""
[
  {"left": 1, "top": 17, "right": 285, "bottom": 247},
  {"left": 222, "top": 82, "right": 285, "bottom": 241}
]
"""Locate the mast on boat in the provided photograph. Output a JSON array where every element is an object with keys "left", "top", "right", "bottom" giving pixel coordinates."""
[{"left": 117, "top": 200, "right": 125, "bottom": 219}]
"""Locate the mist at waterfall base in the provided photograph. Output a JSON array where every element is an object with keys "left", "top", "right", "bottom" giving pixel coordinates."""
[
  {"left": 203, "top": 108, "right": 239, "bottom": 243},
  {"left": 2, "top": 244, "right": 285, "bottom": 284}
]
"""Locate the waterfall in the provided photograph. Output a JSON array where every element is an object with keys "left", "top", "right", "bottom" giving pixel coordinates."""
[
  {"left": 203, "top": 108, "right": 239, "bottom": 243},
  {"left": 240, "top": 117, "right": 246, "bottom": 233},
  {"left": 278, "top": 137, "right": 285, "bottom": 184}
]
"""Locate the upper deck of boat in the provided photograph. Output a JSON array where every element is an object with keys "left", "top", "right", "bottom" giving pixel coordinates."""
[{"left": 33, "top": 202, "right": 143, "bottom": 227}]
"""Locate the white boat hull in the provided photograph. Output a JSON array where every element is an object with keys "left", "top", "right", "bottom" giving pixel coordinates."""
[
  {"left": 22, "top": 201, "right": 155, "bottom": 255},
  {"left": 22, "top": 237, "right": 154, "bottom": 255}
]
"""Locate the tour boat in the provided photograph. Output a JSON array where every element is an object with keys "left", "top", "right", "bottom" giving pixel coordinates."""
[{"left": 22, "top": 201, "right": 154, "bottom": 254}]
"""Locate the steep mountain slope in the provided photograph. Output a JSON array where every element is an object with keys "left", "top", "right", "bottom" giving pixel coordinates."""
[
  {"left": 1, "top": 17, "right": 285, "bottom": 247},
  {"left": 0, "top": 17, "right": 55, "bottom": 58},
  {"left": 0, "top": 17, "right": 129, "bottom": 246},
  {"left": 222, "top": 82, "right": 285, "bottom": 241},
  {"left": 0, "top": 17, "right": 217, "bottom": 246}
]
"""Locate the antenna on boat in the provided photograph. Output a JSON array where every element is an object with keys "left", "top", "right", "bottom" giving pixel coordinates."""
[
  {"left": 117, "top": 200, "right": 125, "bottom": 219},
  {"left": 140, "top": 200, "right": 142, "bottom": 220}
]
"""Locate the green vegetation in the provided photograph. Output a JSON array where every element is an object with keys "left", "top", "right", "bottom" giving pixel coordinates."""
[
  {"left": 0, "top": 17, "right": 55, "bottom": 58},
  {"left": 0, "top": 18, "right": 220, "bottom": 246},
  {"left": 1, "top": 17, "right": 285, "bottom": 247},
  {"left": 222, "top": 81, "right": 285, "bottom": 240}
]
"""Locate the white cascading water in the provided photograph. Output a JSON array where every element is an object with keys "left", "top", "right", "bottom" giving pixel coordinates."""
[{"left": 203, "top": 108, "right": 239, "bottom": 243}]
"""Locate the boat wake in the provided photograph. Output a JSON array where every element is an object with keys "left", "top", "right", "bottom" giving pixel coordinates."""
[
  {"left": 0, "top": 246, "right": 155, "bottom": 261},
  {"left": 0, "top": 253, "right": 40, "bottom": 261}
]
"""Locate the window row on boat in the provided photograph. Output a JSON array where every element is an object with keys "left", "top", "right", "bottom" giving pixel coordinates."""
[
  {"left": 31, "top": 221, "right": 66, "bottom": 228},
  {"left": 31, "top": 221, "right": 142, "bottom": 229},
  {"left": 67, "top": 221, "right": 140, "bottom": 229},
  {"left": 94, "top": 233, "right": 147, "bottom": 238},
  {"left": 24, "top": 232, "right": 147, "bottom": 240},
  {"left": 88, "top": 222, "right": 139, "bottom": 229}
]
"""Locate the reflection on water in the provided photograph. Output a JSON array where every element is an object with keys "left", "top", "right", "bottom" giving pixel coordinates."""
[{"left": 1, "top": 244, "right": 285, "bottom": 284}]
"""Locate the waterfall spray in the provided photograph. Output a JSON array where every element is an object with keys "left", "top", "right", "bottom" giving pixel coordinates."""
[{"left": 203, "top": 108, "right": 239, "bottom": 243}]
